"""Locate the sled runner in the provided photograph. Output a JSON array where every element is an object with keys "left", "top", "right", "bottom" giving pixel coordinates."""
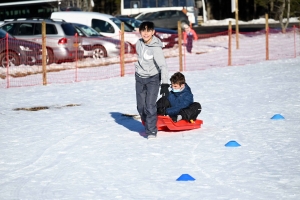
[
  {"left": 156, "top": 116, "right": 203, "bottom": 131},
  {"left": 123, "top": 113, "right": 203, "bottom": 131}
]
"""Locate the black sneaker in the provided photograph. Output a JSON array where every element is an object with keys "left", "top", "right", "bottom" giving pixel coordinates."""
[{"left": 147, "top": 132, "right": 157, "bottom": 139}]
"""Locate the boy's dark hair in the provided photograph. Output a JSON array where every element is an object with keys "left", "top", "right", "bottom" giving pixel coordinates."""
[
  {"left": 139, "top": 21, "right": 155, "bottom": 31},
  {"left": 170, "top": 72, "right": 186, "bottom": 85}
]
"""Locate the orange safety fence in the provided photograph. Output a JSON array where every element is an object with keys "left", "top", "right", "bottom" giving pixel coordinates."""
[{"left": 0, "top": 27, "right": 299, "bottom": 88}]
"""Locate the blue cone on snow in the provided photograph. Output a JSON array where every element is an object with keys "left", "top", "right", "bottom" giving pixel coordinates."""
[
  {"left": 225, "top": 140, "right": 241, "bottom": 147},
  {"left": 271, "top": 114, "right": 285, "bottom": 120},
  {"left": 176, "top": 174, "right": 196, "bottom": 181}
]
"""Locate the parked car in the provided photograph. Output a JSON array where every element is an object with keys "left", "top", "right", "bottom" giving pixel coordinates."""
[
  {"left": 135, "top": 10, "right": 189, "bottom": 30},
  {"left": 71, "top": 22, "right": 134, "bottom": 59},
  {"left": 0, "top": 29, "right": 45, "bottom": 67},
  {"left": 60, "top": 7, "right": 82, "bottom": 11},
  {"left": 0, "top": 18, "right": 84, "bottom": 64},
  {"left": 51, "top": 12, "right": 140, "bottom": 46},
  {"left": 117, "top": 17, "right": 178, "bottom": 48}
]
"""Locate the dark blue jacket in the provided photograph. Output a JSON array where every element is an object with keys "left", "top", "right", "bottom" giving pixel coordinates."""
[{"left": 166, "top": 83, "right": 193, "bottom": 116}]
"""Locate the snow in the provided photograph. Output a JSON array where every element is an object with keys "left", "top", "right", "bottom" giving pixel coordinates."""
[
  {"left": 1, "top": 19, "right": 300, "bottom": 199},
  {"left": 201, "top": 17, "right": 300, "bottom": 26}
]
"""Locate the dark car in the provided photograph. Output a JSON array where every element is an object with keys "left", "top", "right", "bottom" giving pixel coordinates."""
[
  {"left": 117, "top": 17, "right": 178, "bottom": 48},
  {"left": 60, "top": 7, "right": 82, "bottom": 11},
  {"left": 0, "top": 29, "right": 46, "bottom": 67},
  {"left": 135, "top": 10, "right": 189, "bottom": 30}
]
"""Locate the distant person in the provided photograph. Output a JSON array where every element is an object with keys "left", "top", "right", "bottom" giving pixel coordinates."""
[
  {"left": 182, "top": 6, "right": 187, "bottom": 15},
  {"left": 156, "top": 72, "right": 201, "bottom": 122},
  {"left": 134, "top": 21, "right": 169, "bottom": 139},
  {"left": 183, "top": 23, "right": 198, "bottom": 53},
  {"left": 193, "top": 6, "right": 199, "bottom": 27}
]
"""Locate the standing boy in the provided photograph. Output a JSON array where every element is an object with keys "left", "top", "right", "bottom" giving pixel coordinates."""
[{"left": 134, "top": 21, "right": 169, "bottom": 139}]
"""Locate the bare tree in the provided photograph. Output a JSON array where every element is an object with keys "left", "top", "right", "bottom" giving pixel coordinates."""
[
  {"left": 278, "top": 0, "right": 291, "bottom": 33},
  {"left": 206, "top": 0, "right": 212, "bottom": 20},
  {"left": 254, "top": 0, "right": 292, "bottom": 32}
]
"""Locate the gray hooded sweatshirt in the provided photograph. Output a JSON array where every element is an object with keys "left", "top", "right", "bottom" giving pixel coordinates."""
[{"left": 134, "top": 35, "right": 169, "bottom": 84}]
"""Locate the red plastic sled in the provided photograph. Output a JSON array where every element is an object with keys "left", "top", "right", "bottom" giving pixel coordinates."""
[{"left": 156, "top": 116, "right": 203, "bottom": 131}]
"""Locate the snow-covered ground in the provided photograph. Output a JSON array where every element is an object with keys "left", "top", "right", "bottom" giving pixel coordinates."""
[
  {"left": 1, "top": 18, "right": 300, "bottom": 199},
  {"left": 201, "top": 17, "right": 299, "bottom": 26},
  {"left": 1, "top": 57, "right": 300, "bottom": 200}
]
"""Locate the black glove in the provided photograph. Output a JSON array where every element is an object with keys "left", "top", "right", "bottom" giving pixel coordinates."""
[
  {"left": 160, "top": 84, "right": 169, "bottom": 97},
  {"left": 157, "top": 107, "right": 166, "bottom": 115}
]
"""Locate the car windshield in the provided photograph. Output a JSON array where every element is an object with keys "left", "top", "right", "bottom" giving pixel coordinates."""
[
  {"left": 127, "top": 19, "right": 142, "bottom": 28},
  {"left": 0, "top": 28, "right": 14, "bottom": 39},
  {"left": 74, "top": 24, "right": 100, "bottom": 36},
  {"left": 136, "top": 12, "right": 154, "bottom": 20},
  {"left": 147, "top": 12, "right": 163, "bottom": 19},
  {"left": 110, "top": 17, "right": 134, "bottom": 32}
]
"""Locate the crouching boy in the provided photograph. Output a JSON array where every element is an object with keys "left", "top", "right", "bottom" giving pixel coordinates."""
[{"left": 156, "top": 72, "right": 201, "bottom": 122}]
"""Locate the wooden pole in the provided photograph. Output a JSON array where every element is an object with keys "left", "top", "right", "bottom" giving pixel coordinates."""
[
  {"left": 265, "top": 14, "right": 269, "bottom": 60},
  {"left": 6, "top": 33, "right": 9, "bottom": 88},
  {"left": 178, "top": 21, "right": 183, "bottom": 72},
  {"left": 293, "top": 25, "right": 296, "bottom": 58},
  {"left": 228, "top": 21, "right": 232, "bottom": 66},
  {"left": 235, "top": 0, "right": 239, "bottom": 49},
  {"left": 120, "top": 22, "right": 125, "bottom": 77},
  {"left": 75, "top": 33, "right": 78, "bottom": 82},
  {"left": 42, "top": 21, "right": 47, "bottom": 85}
]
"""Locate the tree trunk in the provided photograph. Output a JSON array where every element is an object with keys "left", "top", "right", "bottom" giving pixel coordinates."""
[
  {"left": 254, "top": 2, "right": 257, "bottom": 19},
  {"left": 270, "top": 0, "right": 274, "bottom": 12},
  {"left": 279, "top": 0, "right": 290, "bottom": 33},
  {"left": 206, "top": 0, "right": 212, "bottom": 20}
]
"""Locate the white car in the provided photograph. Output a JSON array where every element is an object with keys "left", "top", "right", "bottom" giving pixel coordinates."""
[{"left": 51, "top": 12, "right": 140, "bottom": 46}]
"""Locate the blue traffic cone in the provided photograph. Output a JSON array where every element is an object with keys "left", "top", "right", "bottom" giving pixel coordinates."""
[
  {"left": 225, "top": 140, "right": 241, "bottom": 147},
  {"left": 271, "top": 114, "right": 285, "bottom": 120},
  {"left": 176, "top": 174, "right": 196, "bottom": 181}
]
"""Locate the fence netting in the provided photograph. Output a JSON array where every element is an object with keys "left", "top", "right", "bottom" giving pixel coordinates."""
[{"left": 0, "top": 27, "right": 299, "bottom": 88}]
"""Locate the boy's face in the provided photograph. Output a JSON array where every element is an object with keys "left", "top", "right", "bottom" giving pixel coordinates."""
[
  {"left": 140, "top": 28, "right": 155, "bottom": 44},
  {"left": 171, "top": 83, "right": 185, "bottom": 90}
]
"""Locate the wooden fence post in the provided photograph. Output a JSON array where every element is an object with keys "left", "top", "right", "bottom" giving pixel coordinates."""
[
  {"left": 6, "top": 33, "right": 9, "bottom": 88},
  {"left": 265, "top": 14, "right": 269, "bottom": 60},
  {"left": 178, "top": 21, "right": 183, "bottom": 72},
  {"left": 228, "top": 21, "right": 232, "bottom": 66},
  {"left": 293, "top": 25, "right": 296, "bottom": 58},
  {"left": 235, "top": 0, "right": 239, "bottom": 49},
  {"left": 120, "top": 22, "right": 125, "bottom": 77},
  {"left": 42, "top": 21, "right": 47, "bottom": 85},
  {"left": 75, "top": 33, "right": 78, "bottom": 82}
]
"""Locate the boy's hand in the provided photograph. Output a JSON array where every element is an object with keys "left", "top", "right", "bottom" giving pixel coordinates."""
[
  {"left": 157, "top": 107, "right": 166, "bottom": 115},
  {"left": 160, "top": 84, "right": 169, "bottom": 97}
]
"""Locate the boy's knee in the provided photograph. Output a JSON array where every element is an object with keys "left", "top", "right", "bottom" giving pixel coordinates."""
[
  {"left": 179, "top": 102, "right": 202, "bottom": 120},
  {"left": 191, "top": 102, "right": 201, "bottom": 111}
]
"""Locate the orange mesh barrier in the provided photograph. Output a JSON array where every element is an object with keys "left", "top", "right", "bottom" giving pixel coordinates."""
[{"left": 0, "top": 27, "right": 299, "bottom": 88}]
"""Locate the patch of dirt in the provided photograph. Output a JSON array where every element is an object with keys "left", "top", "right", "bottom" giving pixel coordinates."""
[
  {"left": 13, "top": 104, "right": 81, "bottom": 111},
  {"left": 13, "top": 106, "right": 49, "bottom": 111}
]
